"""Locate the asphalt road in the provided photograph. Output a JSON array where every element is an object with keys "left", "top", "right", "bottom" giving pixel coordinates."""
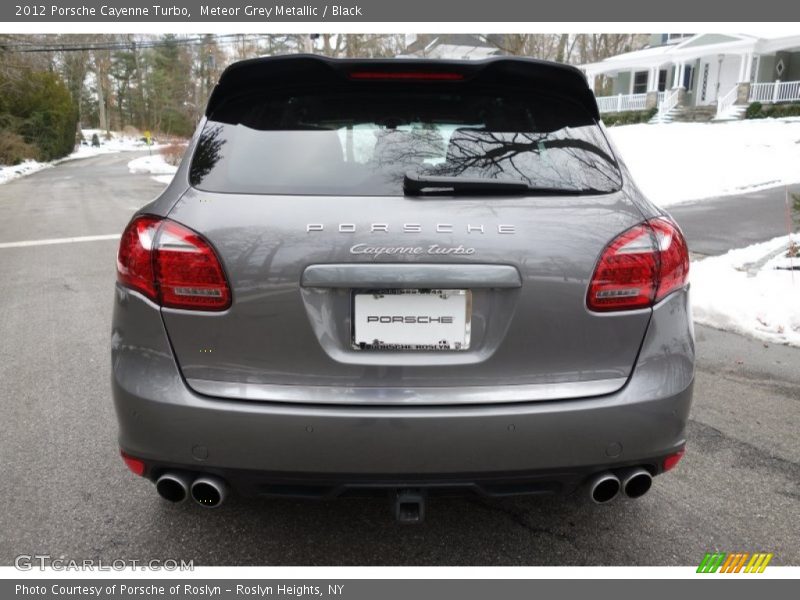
[
  {"left": 0, "top": 153, "right": 798, "bottom": 566},
  {"left": 668, "top": 184, "right": 800, "bottom": 256}
]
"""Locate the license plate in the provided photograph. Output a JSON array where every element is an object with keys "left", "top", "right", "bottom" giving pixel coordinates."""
[{"left": 352, "top": 289, "right": 471, "bottom": 351}]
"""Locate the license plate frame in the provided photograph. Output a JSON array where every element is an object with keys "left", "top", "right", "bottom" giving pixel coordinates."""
[{"left": 351, "top": 289, "right": 472, "bottom": 351}]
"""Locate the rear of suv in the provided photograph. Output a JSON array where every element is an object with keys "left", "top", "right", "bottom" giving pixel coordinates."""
[{"left": 112, "top": 55, "right": 693, "bottom": 521}]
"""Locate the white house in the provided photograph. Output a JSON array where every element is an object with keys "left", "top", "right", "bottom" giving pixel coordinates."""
[{"left": 582, "top": 33, "right": 800, "bottom": 120}]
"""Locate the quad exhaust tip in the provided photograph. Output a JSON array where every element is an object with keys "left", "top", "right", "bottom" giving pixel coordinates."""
[
  {"left": 155, "top": 472, "right": 193, "bottom": 504},
  {"left": 587, "top": 467, "right": 654, "bottom": 504},
  {"left": 620, "top": 467, "right": 653, "bottom": 499},
  {"left": 190, "top": 475, "right": 229, "bottom": 508},
  {"left": 588, "top": 472, "right": 621, "bottom": 504}
]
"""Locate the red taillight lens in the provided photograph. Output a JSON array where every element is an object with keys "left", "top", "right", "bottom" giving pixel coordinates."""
[
  {"left": 587, "top": 224, "right": 658, "bottom": 311},
  {"left": 663, "top": 448, "right": 685, "bottom": 472},
  {"left": 154, "top": 220, "right": 231, "bottom": 310},
  {"left": 587, "top": 217, "right": 689, "bottom": 312},
  {"left": 650, "top": 218, "right": 690, "bottom": 302},
  {"left": 117, "top": 215, "right": 160, "bottom": 301},
  {"left": 116, "top": 216, "right": 231, "bottom": 311},
  {"left": 120, "top": 450, "right": 146, "bottom": 476}
]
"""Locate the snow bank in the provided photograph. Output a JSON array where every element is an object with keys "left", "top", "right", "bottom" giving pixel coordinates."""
[
  {"left": 607, "top": 118, "right": 800, "bottom": 207},
  {"left": 127, "top": 154, "right": 177, "bottom": 185},
  {"left": 1, "top": 129, "right": 156, "bottom": 186},
  {"left": 691, "top": 234, "right": 800, "bottom": 346},
  {"left": 76, "top": 129, "right": 153, "bottom": 155},
  {"left": 0, "top": 160, "right": 53, "bottom": 185}
]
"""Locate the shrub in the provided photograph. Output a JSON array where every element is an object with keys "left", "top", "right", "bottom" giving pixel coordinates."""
[
  {"left": 745, "top": 102, "right": 764, "bottom": 119},
  {"left": 766, "top": 103, "right": 800, "bottom": 118},
  {"left": 160, "top": 143, "right": 187, "bottom": 166},
  {"left": 0, "top": 131, "right": 39, "bottom": 165},
  {"left": 602, "top": 108, "right": 658, "bottom": 127},
  {"left": 745, "top": 101, "right": 800, "bottom": 119},
  {"left": 0, "top": 70, "right": 78, "bottom": 161}
]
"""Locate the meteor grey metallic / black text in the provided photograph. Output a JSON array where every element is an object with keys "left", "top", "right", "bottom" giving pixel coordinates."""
[{"left": 112, "top": 55, "right": 693, "bottom": 520}]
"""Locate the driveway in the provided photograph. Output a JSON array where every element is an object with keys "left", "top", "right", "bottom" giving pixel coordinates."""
[
  {"left": 0, "top": 155, "right": 797, "bottom": 565},
  {"left": 668, "top": 184, "right": 800, "bottom": 256}
]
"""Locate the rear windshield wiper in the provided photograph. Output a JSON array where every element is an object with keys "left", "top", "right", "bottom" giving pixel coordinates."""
[{"left": 403, "top": 173, "right": 608, "bottom": 197}]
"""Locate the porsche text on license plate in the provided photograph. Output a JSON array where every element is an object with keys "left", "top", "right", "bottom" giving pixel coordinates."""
[{"left": 353, "top": 289, "right": 471, "bottom": 351}]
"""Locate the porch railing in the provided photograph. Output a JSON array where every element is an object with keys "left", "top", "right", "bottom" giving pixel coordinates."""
[
  {"left": 657, "top": 89, "right": 680, "bottom": 116},
  {"left": 595, "top": 92, "right": 648, "bottom": 113},
  {"left": 749, "top": 80, "right": 800, "bottom": 104},
  {"left": 716, "top": 85, "right": 739, "bottom": 117}
]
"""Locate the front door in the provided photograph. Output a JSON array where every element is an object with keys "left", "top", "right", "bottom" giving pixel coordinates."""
[{"left": 699, "top": 55, "right": 739, "bottom": 105}]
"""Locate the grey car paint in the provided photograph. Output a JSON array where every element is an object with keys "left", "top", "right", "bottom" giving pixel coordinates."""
[
  {"left": 112, "top": 56, "right": 693, "bottom": 491},
  {"left": 112, "top": 285, "right": 693, "bottom": 475},
  {"left": 153, "top": 183, "right": 653, "bottom": 395}
]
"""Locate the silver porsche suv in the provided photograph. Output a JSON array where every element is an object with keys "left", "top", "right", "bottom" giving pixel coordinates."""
[{"left": 112, "top": 55, "right": 693, "bottom": 522}]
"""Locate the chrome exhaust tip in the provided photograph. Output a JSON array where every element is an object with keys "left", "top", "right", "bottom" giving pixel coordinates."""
[
  {"left": 588, "top": 472, "right": 621, "bottom": 504},
  {"left": 155, "top": 472, "right": 193, "bottom": 503},
  {"left": 190, "top": 475, "right": 229, "bottom": 508},
  {"left": 620, "top": 467, "right": 653, "bottom": 499}
]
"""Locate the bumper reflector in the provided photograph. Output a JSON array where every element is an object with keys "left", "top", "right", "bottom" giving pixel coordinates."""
[
  {"left": 120, "top": 450, "right": 146, "bottom": 477},
  {"left": 663, "top": 448, "right": 685, "bottom": 472}
]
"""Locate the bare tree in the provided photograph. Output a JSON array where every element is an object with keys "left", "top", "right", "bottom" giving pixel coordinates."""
[{"left": 480, "top": 33, "right": 647, "bottom": 65}]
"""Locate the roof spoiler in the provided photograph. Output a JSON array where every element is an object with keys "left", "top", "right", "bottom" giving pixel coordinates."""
[{"left": 205, "top": 54, "right": 599, "bottom": 120}]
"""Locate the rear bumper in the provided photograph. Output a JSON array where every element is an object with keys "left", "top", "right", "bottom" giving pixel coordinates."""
[{"left": 112, "top": 285, "right": 694, "bottom": 492}]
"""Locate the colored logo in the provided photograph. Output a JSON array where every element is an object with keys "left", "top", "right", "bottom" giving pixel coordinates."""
[{"left": 697, "top": 552, "right": 773, "bottom": 573}]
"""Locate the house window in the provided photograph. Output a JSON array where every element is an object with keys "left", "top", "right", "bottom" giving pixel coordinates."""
[
  {"left": 683, "top": 65, "right": 695, "bottom": 90},
  {"left": 666, "top": 34, "right": 693, "bottom": 43},
  {"left": 658, "top": 69, "right": 668, "bottom": 92},
  {"left": 633, "top": 71, "right": 649, "bottom": 94}
]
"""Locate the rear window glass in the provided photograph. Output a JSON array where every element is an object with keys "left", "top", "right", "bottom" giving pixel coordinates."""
[{"left": 190, "top": 85, "right": 622, "bottom": 196}]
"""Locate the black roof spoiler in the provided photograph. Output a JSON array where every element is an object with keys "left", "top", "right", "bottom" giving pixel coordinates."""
[{"left": 206, "top": 54, "right": 599, "bottom": 120}]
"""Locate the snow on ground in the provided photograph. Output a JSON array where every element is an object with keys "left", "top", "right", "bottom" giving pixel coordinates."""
[
  {"left": 76, "top": 129, "right": 154, "bottom": 155},
  {"left": 0, "top": 160, "right": 51, "bottom": 185},
  {"left": 692, "top": 234, "right": 800, "bottom": 346},
  {"left": 127, "top": 154, "right": 177, "bottom": 185},
  {"left": 0, "top": 129, "right": 155, "bottom": 186},
  {"left": 606, "top": 117, "right": 800, "bottom": 207}
]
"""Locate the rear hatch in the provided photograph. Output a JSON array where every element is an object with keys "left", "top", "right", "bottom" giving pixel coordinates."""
[{"left": 160, "top": 56, "right": 651, "bottom": 404}]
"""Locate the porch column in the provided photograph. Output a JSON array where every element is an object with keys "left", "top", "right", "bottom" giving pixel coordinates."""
[
  {"left": 645, "top": 66, "right": 660, "bottom": 109},
  {"left": 586, "top": 72, "right": 596, "bottom": 94},
  {"left": 649, "top": 66, "right": 659, "bottom": 92},
  {"left": 672, "top": 63, "right": 681, "bottom": 88},
  {"left": 678, "top": 63, "right": 687, "bottom": 88},
  {"left": 743, "top": 52, "right": 754, "bottom": 82},
  {"left": 735, "top": 53, "right": 755, "bottom": 104},
  {"left": 738, "top": 53, "right": 755, "bottom": 83}
]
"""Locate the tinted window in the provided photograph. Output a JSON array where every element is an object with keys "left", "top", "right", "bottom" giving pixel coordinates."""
[{"left": 190, "top": 85, "right": 621, "bottom": 196}]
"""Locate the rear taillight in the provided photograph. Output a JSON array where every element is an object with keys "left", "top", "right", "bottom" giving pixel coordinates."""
[
  {"left": 116, "top": 216, "right": 231, "bottom": 311},
  {"left": 587, "top": 217, "right": 689, "bottom": 312},
  {"left": 154, "top": 220, "right": 231, "bottom": 310},
  {"left": 116, "top": 215, "right": 159, "bottom": 300}
]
